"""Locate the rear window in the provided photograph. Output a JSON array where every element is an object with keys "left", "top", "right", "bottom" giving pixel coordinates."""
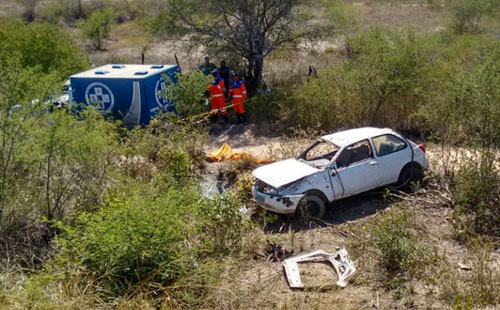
[{"left": 372, "top": 134, "right": 407, "bottom": 157}]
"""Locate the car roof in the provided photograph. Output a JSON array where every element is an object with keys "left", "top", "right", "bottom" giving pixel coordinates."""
[{"left": 321, "top": 127, "right": 394, "bottom": 147}]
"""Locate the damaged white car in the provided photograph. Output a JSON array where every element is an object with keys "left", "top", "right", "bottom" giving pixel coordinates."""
[{"left": 252, "top": 127, "right": 428, "bottom": 218}]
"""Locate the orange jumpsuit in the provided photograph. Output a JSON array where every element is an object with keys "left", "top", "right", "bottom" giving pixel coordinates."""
[
  {"left": 208, "top": 78, "right": 227, "bottom": 116},
  {"left": 228, "top": 80, "right": 247, "bottom": 114}
]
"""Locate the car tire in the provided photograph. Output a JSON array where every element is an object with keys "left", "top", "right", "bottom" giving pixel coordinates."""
[
  {"left": 296, "top": 195, "right": 326, "bottom": 219},
  {"left": 397, "top": 163, "right": 423, "bottom": 190}
]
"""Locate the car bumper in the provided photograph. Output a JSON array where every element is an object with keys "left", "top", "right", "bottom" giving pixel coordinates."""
[{"left": 252, "top": 187, "right": 304, "bottom": 215}]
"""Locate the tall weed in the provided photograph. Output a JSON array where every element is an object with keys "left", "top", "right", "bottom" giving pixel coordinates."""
[{"left": 452, "top": 154, "right": 500, "bottom": 240}]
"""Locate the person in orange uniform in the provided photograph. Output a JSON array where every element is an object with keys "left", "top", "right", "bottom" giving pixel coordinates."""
[
  {"left": 208, "top": 71, "right": 228, "bottom": 123},
  {"left": 228, "top": 71, "right": 247, "bottom": 124}
]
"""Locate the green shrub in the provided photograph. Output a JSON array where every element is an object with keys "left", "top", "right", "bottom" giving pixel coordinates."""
[
  {"left": 0, "top": 40, "right": 99, "bottom": 235},
  {"left": 465, "top": 238, "right": 500, "bottom": 305},
  {"left": 54, "top": 0, "right": 86, "bottom": 24},
  {"left": 197, "top": 192, "right": 245, "bottom": 256},
  {"left": 245, "top": 89, "right": 284, "bottom": 128},
  {"left": 453, "top": 155, "right": 500, "bottom": 239},
  {"left": 419, "top": 39, "right": 500, "bottom": 146},
  {"left": 38, "top": 0, "right": 89, "bottom": 25},
  {"left": 0, "top": 19, "right": 89, "bottom": 78},
  {"left": 440, "top": 238, "right": 500, "bottom": 308},
  {"left": 57, "top": 184, "right": 200, "bottom": 294},
  {"left": 0, "top": 104, "right": 116, "bottom": 234},
  {"left": 53, "top": 187, "right": 248, "bottom": 298},
  {"left": 281, "top": 27, "right": 430, "bottom": 132},
  {"left": 163, "top": 71, "right": 212, "bottom": 118},
  {"left": 38, "top": 0, "right": 65, "bottom": 24},
  {"left": 122, "top": 121, "right": 206, "bottom": 182},
  {"left": 79, "top": 8, "right": 117, "bottom": 50},
  {"left": 27, "top": 108, "right": 117, "bottom": 220},
  {"left": 451, "top": 0, "right": 491, "bottom": 34},
  {"left": 371, "top": 212, "right": 419, "bottom": 275}
]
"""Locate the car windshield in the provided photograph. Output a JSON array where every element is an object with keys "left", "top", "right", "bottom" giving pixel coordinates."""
[{"left": 298, "top": 139, "right": 339, "bottom": 168}]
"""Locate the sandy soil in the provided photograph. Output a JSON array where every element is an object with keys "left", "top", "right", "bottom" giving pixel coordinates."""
[{"left": 352, "top": 1, "right": 448, "bottom": 33}]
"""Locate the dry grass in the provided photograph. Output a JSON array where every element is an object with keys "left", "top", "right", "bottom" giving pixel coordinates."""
[
  {"left": 88, "top": 22, "right": 204, "bottom": 67},
  {"left": 0, "top": 1, "right": 22, "bottom": 18},
  {"left": 352, "top": 0, "right": 449, "bottom": 33}
]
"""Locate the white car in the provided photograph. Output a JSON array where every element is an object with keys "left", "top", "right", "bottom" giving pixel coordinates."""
[{"left": 252, "top": 127, "right": 428, "bottom": 218}]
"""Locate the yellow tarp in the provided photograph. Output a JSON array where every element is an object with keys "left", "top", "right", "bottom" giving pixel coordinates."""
[{"left": 206, "top": 143, "right": 274, "bottom": 164}]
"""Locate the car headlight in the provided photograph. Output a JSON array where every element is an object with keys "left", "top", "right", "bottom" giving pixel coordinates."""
[
  {"left": 255, "top": 179, "right": 281, "bottom": 196},
  {"left": 265, "top": 187, "right": 280, "bottom": 196}
]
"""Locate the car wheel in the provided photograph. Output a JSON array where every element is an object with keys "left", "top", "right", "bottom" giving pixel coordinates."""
[
  {"left": 397, "top": 163, "right": 423, "bottom": 190},
  {"left": 296, "top": 195, "right": 326, "bottom": 219}
]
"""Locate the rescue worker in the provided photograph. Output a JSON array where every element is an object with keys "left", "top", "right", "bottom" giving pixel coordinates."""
[
  {"left": 208, "top": 71, "right": 228, "bottom": 123},
  {"left": 217, "top": 60, "right": 230, "bottom": 91},
  {"left": 199, "top": 56, "right": 217, "bottom": 76},
  {"left": 228, "top": 71, "right": 247, "bottom": 124}
]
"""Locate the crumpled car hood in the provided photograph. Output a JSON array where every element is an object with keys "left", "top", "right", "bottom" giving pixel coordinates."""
[{"left": 252, "top": 159, "right": 320, "bottom": 188}]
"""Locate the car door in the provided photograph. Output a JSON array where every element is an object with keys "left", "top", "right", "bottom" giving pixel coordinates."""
[
  {"left": 332, "top": 139, "right": 382, "bottom": 198},
  {"left": 371, "top": 134, "right": 411, "bottom": 185}
]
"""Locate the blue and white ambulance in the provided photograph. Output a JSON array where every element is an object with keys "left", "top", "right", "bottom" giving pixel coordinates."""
[{"left": 70, "top": 64, "right": 180, "bottom": 126}]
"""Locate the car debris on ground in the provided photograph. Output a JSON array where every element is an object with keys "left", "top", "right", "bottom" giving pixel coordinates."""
[
  {"left": 458, "top": 262, "right": 472, "bottom": 270},
  {"left": 283, "top": 248, "right": 356, "bottom": 289},
  {"left": 265, "top": 242, "right": 294, "bottom": 262}
]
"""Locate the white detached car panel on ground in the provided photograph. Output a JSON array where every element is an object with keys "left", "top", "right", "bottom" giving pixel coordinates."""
[{"left": 252, "top": 127, "right": 428, "bottom": 218}]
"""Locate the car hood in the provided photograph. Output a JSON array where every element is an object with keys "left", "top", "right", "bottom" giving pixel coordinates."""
[{"left": 252, "top": 159, "right": 320, "bottom": 188}]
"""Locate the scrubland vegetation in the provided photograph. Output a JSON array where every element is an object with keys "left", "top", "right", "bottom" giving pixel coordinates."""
[{"left": 1, "top": 0, "right": 500, "bottom": 309}]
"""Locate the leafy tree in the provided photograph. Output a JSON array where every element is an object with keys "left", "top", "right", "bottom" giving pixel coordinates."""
[
  {"left": 79, "top": 8, "right": 117, "bottom": 50},
  {"left": 155, "top": 0, "right": 334, "bottom": 93}
]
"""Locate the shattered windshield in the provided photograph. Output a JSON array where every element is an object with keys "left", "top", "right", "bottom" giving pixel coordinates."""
[{"left": 299, "top": 139, "right": 339, "bottom": 168}]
